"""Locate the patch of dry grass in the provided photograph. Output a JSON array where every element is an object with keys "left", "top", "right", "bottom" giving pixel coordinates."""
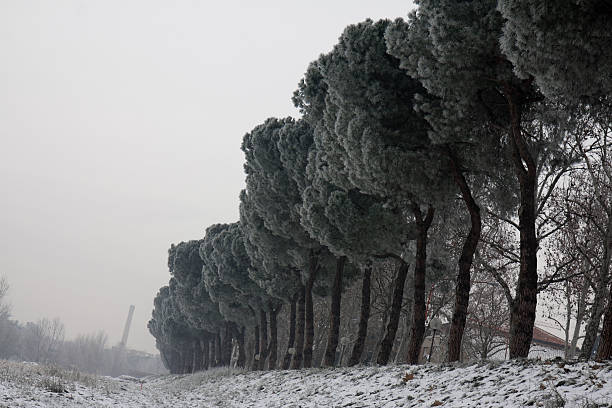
[{"left": 0, "top": 359, "right": 118, "bottom": 394}]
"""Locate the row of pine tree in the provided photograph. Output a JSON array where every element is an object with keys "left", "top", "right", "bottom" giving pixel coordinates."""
[{"left": 149, "top": 0, "right": 612, "bottom": 374}]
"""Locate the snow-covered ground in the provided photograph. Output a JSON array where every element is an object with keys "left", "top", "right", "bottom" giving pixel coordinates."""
[{"left": 1, "top": 359, "right": 611, "bottom": 407}]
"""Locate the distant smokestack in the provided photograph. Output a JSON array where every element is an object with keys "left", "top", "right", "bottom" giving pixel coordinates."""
[{"left": 120, "top": 305, "right": 135, "bottom": 348}]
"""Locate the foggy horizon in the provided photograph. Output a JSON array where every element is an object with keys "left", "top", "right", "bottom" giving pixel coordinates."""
[{"left": 0, "top": 0, "right": 415, "bottom": 354}]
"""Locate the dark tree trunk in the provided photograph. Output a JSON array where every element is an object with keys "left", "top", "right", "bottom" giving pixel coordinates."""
[
  {"left": 210, "top": 336, "right": 217, "bottom": 367},
  {"left": 173, "top": 350, "right": 181, "bottom": 374},
  {"left": 222, "top": 322, "right": 232, "bottom": 366},
  {"left": 377, "top": 259, "right": 410, "bottom": 365},
  {"left": 245, "top": 323, "right": 253, "bottom": 369},
  {"left": 175, "top": 349, "right": 183, "bottom": 374},
  {"left": 184, "top": 349, "right": 192, "bottom": 374},
  {"left": 183, "top": 349, "right": 189, "bottom": 374},
  {"left": 177, "top": 351, "right": 183, "bottom": 374},
  {"left": 251, "top": 325, "right": 260, "bottom": 371},
  {"left": 580, "top": 287, "right": 607, "bottom": 358},
  {"left": 282, "top": 294, "right": 297, "bottom": 369},
  {"left": 349, "top": 264, "right": 372, "bottom": 366},
  {"left": 447, "top": 152, "right": 482, "bottom": 362},
  {"left": 406, "top": 204, "right": 435, "bottom": 364},
  {"left": 291, "top": 285, "right": 306, "bottom": 369},
  {"left": 505, "top": 92, "right": 538, "bottom": 359},
  {"left": 324, "top": 256, "right": 346, "bottom": 367},
  {"left": 259, "top": 309, "right": 268, "bottom": 370},
  {"left": 202, "top": 338, "right": 209, "bottom": 370},
  {"left": 193, "top": 339, "right": 203, "bottom": 372},
  {"left": 268, "top": 302, "right": 280, "bottom": 370},
  {"left": 303, "top": 253, "right": 319, "bottom": 368},
  {"left": 179, "top": 350, "right": 185, "bottom": 374},
  {"left": 215, "top": 331, "right": 222, "bottom": 366},
  {"left": 166, "top": 350, "right": 173, "bottom": 373},
  {"left": 181, "top": 350, "right": 187, "bottom": 374},
  {"left": 236, "top": 326, "right": 246, "bottom": 368},
  {"left": 598, "top": 296, "right": 612, "bottom": 360},
  {"left": 208, "top": 339, "right": 213, "bottom": 368},
  {"left": 184, "top": 348, "right": 193, "bottom": 374},
  {"left": 596, "top": 229, "right": 612, "bottom": 359},
  {"left": 174, "top": 351, "right": 180, "bottom": 374}
]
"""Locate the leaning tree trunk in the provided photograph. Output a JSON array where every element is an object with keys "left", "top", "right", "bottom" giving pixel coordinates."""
[
  {"left": 447, "top": 153, "right": 482, "bottom": 362},
  {"left": 259, "top": 310, "right": 268, "bottom": 370},
  {"left": 282, "top": 294, "right": 297, "bottom": 369},
  {"left": 596, "top": 227, "right": 612, "bottom": 360},
  {"left": 580, "top": 284, "right": 608, "bottom": 358},
  {"left": 377, "top": 259, "right": 410, "bottom": 365},
  {"left": 597, "top": 293, "right": 612, "bottom": 360},
  {"left": 268, "top": 302, "right": 280, "bottom": 370},
  {"left": 349, "top": 263, "right": 372, "bottom": 366},
  {"left": 572, "top": 262, "right": 606, "bottom": 359},
  {"left": 506, "top": 91, "right": 539, "bottom": 359},
  {"left": 324, "top": 256, "right": 346, "bottom": 367},
  {"left": 291, "top": 285, "right": 306, "bottom": 369},
  {"left": 406, "top": 204, "right": 435, "bottom": 364},
  {"left": 251, "top": 325, "right": 260, "bottom": 370},
  {"left": 303, "top": 252, "right": 319, "bottom": 368}
]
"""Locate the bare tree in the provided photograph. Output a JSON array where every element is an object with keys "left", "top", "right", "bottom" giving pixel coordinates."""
[
  {"left": 459, "top": 269, "right": 510, "bottom": 361},
  {"left": 22, "top": 317, "right": 66, "bottom": 363},
  {"left": 568, "top": 108, "right": 612, "bottom": 359},
  {"left": 0, "top": 275, "right": 20, "bottom": 359},
  {"left": 0, "top": 275, "right": 10, "bottom": 321},
  {"left": 60, "top": 331, "right": 109, "bottom": 374}
]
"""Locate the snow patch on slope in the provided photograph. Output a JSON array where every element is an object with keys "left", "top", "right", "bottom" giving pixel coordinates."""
[{"left": 1, "top": 359, "right": 611, "bottom": 407}]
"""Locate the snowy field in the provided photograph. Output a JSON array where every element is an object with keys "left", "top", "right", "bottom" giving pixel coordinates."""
[{"left": 1, "top": 359, "right": 611, "bottom": 407}]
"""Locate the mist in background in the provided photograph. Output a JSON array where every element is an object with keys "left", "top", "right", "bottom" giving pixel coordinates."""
[{"left": 0, "top": 0, "right": 414, "bottom": 353}]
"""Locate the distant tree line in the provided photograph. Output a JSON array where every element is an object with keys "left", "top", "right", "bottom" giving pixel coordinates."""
[
  {"left": 0, "top": 275, "right": 164, "bottom": 376},
  {"left": 149, "top": 0, "right": 612, "bottom": 374}
]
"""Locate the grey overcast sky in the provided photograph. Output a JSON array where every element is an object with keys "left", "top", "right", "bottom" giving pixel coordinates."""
[{"left": 0, "top": 0, "right": 415, "bottom": 353}]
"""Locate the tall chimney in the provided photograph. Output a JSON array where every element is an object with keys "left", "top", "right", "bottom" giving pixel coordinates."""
[{"left": 120, "top": 305, "right": 135, "bottom": 348}]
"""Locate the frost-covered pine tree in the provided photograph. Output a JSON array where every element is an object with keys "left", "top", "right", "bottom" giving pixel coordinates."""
[
  {"left": 276, "top": 118, "right": 361, "bottom": 367},
  {"left": 385, "top": 3, "right": 516, "bottom": 361},
  {"left": 385, "top": 0, "right": 572, "bottom": 359},
  {"left": 167, "top": 240, "right": 226, "bottom": 370},
  {"left": 201, "top": 222, "right": 283, "bottom": 370},
  {"left": 149, "top": 281, "right": 204, "bottom": 373},
  {"left": 239, "top": 189, "right": 304, "bottom": 369},
  {"left": 295, "top": 19, "right": 453, "bottom": 364},
  {"left": 499, "top": 0, "right": 612, "bottom": 360},
  {"left": 200, "top": 225, "right": 266, "bottom": 369},
  {"left": 285, "top": 111, "right": 417, "bottom": 365},
  {"left": 498, "top": 0, "right": 612, "bottom": 101},
  {"left": 241, "top": 119, "right": 337, "bottom": 368}
]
